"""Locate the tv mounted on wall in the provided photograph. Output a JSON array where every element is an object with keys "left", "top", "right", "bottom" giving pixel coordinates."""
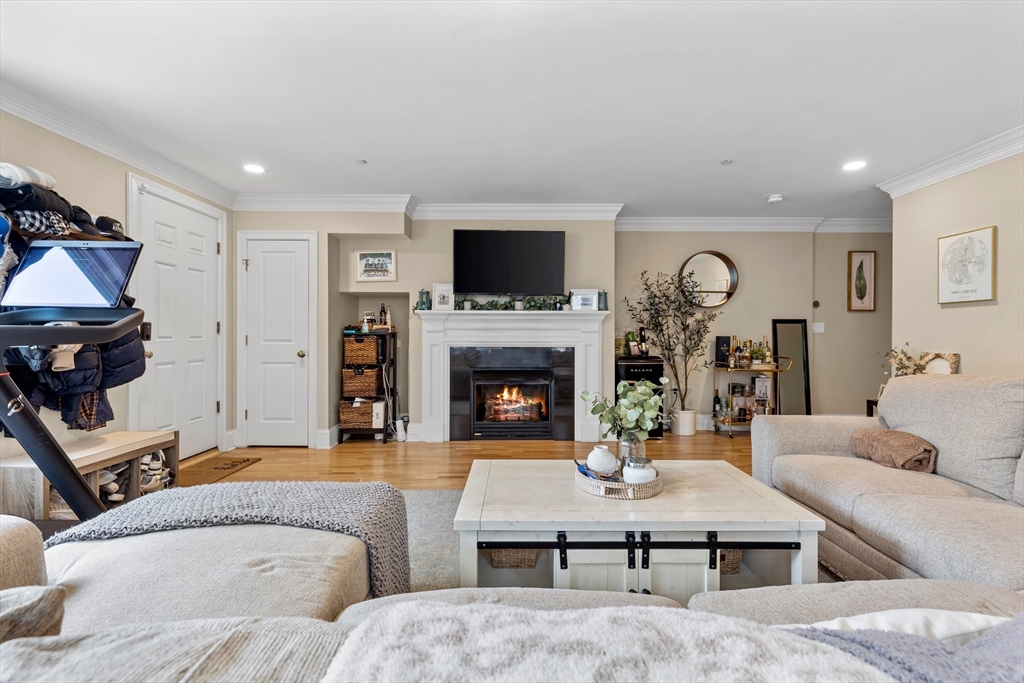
[{"left": 453, "top": 230, "right": 565, "bottom": 296}]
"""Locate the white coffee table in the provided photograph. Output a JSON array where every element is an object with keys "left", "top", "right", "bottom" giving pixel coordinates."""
[{"left": 455, "top": 459, "right": 825, "bottom": 605}]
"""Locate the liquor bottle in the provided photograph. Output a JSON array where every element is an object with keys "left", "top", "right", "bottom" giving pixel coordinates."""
[
  {"left": 731, "top": 335, "right": 740, "bottom": 354},
  {"left": 386, "top": 306, "right": 392, "bottom": 327},
  {"left": 712, "top": 389, "right": 721, "bottom": 417},
  {"left": 637, "top": 326, "right": 649, "bottom": 356},
  {"left": 379, "top": 303, "right": 387, "bottom": 326},
  {"left": 728, "top": 347, "right": 736, "bottom": 368}
]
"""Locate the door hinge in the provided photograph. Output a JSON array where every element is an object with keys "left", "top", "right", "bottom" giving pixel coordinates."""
[
  {"left": 243, "top": 258, "right": 249, "bottom": 271},
  {"left": 245, "top": 334, "right": 248, "bottom": 345},
  {"left": 217, "top": 241, "right": 221, "bottom": 255},
  {"left": 216, "top": 321, "right": 221, "bottom": 334},
  {"left": 216, "top": 400, "right": 221, "bottom": 414},
  {"left": 245, "top": 409, "right": 248, "bottom": 420}
]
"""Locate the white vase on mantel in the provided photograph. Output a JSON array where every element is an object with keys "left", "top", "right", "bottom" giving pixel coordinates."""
[{"left": 672, "top": 409, "right": 697, "bottom": 436}]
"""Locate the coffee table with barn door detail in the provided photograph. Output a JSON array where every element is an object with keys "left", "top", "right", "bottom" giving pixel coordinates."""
[{"left": 455, "top": 459, "right": 824, "bottom": 606}]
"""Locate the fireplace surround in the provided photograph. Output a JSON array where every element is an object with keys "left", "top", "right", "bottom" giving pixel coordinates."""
[{"left": 415, "top": 310, "right": 609, "bottom": 442}]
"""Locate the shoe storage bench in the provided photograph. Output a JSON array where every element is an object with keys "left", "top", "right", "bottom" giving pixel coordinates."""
[{"left": 0, "top": 430, "right": 178, "bottom": 519}]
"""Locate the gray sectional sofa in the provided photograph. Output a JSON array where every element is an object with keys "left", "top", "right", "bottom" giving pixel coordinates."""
[{"left": 753, "top": 374, "right": 1024, "bottom": 590}]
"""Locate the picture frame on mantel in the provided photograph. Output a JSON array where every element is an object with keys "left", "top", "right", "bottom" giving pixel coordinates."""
[
  {"left": 938, "top": 225, "right": 995, "bottom": 304},
  {"left": 433, "top": 283, "right": 454, "bottom": 311},
  {"left": 847, "top": 250, "right": 876, "bottom": 312},
  {"left": 355, "top": 250, "right": 396, "bottom": 282}
]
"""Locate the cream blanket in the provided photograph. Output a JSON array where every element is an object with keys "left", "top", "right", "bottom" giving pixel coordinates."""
[{"left": 321, "top": 601, "right": 894, "bottom": 682}]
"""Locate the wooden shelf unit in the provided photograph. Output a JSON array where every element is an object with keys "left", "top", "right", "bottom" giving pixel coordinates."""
[{"left": 340, "top": 330, "right": 397, "bottom": 444}]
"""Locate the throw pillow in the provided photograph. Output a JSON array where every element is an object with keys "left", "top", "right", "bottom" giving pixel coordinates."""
[
  {"left": 0, "top": 585, "right": 65, "bottom": 642},
  {"left": 777, "top": 608, "right": 1011, "bottom": 646},
  {"left": 852, "top": 428, "right": 936, "bottom": 472}
]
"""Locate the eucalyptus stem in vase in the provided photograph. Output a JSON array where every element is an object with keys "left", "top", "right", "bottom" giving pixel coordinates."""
[{"left": 581, "top": 378, "right": 669, "bottom": 470}]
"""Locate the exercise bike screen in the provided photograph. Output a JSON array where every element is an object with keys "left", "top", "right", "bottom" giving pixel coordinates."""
[{"left": 1, "top": 242, "right": 142, "bottom": 308}]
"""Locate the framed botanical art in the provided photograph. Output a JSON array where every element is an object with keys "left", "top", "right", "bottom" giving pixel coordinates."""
[
  {"left": 847, "top": 250, "right": 876, "bottom": 312},
  {"left": 938, "top": 226, "right": 995, "bottom": 304},
  {"left": 355, "top": 250, "right": 396, "bottom": 282}
]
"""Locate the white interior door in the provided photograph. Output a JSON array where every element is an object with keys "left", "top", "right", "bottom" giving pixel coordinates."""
[
  {"left": 133, "top": 192, "right": 220, "bottom": 458},
  {"left": 557, "top": 549, "right": 639, "bottom": 592},
  {"left": 640, "top": 549, "right": 714, "bottom": 605},
  {"left": 243, "top": 239, "right": 310, "bottom": 446}
]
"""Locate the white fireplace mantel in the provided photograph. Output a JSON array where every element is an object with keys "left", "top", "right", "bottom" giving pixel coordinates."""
[{"left": 415, "top": 310, "right": 609, "bottom": 442}]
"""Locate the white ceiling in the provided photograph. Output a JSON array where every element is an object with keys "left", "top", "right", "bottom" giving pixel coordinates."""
[{"left": 1, "top": 1, "right": 1022, "bottom": 218}]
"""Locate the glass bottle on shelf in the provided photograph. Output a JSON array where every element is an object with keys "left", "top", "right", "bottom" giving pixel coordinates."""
[
  {"left": 728, "top": 346, "right": 736, "bottom": 368},
  {"left": 379, "top": 303, "right": 387, "bottom": 326},
  {"left": 712, "top": 389, "right": 721, "bottom": 417},
  {"left": 739, "top": 342, "right": 751, "bottom": 369}
]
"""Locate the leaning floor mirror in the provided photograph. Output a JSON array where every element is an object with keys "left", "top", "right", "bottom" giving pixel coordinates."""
[{"left": 772, "top": 319, "right": 811, "bottom": 415}]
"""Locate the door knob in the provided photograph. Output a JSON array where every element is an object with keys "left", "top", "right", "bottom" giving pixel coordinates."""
[
  {"left": 297, "top": 350, "right": 306, "bottom": 358},
  {"left": 144, "top": 351, "right": 154, "bottom": 359}
]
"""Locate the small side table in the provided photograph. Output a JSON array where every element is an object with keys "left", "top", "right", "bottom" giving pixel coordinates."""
[{"left": 866, "top": 399, "right": 878, "bottom": 417}]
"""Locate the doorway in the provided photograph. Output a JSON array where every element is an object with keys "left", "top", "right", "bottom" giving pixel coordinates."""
[
  {"left": 237, "top": 232, "right": 318, "bottom": 447},
  {"left": 126, "top": 174, "right": 227, "bottom": 458}
]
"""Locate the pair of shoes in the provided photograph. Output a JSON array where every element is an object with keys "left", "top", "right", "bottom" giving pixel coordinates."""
[{"left": 141, "top": 474, "right": 164, "bottom": 494}]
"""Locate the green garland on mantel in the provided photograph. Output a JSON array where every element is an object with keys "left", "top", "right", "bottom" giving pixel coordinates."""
[{"left": 456, "top": 295, "right": 569, "bottom": 310}]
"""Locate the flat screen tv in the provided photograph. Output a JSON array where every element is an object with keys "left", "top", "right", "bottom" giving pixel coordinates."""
[{"left": 453, "top": 230, "right": 565, "bottom": 296}]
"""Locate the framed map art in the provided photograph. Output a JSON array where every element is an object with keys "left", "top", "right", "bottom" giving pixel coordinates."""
[{"left": 938, "top": 226, "right": 995, "bottom": 304}]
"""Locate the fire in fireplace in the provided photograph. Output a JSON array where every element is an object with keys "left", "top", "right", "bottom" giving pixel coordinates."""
[{"left": 478, "top": 384, "right": 548, "bottom": 422}]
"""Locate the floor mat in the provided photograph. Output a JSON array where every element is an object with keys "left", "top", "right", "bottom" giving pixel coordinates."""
[{"left": 179, "top": 456, "right": 261, "bottom": 487}]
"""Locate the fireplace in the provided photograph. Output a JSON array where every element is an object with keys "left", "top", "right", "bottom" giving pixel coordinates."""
[
  {"left": 472, "top": 370, "right": 553, "bottom": 439},
  {"left": 450, "top": 346, "right": 574, "bottom": 440}
]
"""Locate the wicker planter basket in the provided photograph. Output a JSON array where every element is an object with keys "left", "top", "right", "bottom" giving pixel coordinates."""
[
  {"left": 344, "top": 336, "right": 380, "bottom": 365},
  {"left": 343, "top": 367, "right": 384, "bottom": 397},
  {"left": 489, "top": 548, "right": 539, "bottom": 569},
  {"left": 719, "top": 549, "right": 743, "bottom": 575},
  {"left": 574, "top": 468, "right": 663, "bottom": 500},
  {"left": 339, "top": 400, "right": 373, "bottom": 429}
]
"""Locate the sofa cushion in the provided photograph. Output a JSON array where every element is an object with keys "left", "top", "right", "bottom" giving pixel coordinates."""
[
  {"left": 45, "top": 524, "right": 370, "bottom": 634},
  {"left": 852, "top": 494, "right": 1024, "bottom": 591},
  {"left": 878, "top": 374, "right": 1024, "bottom": 500},
  {"left": 0, "top": 585, "right": 64, "bottom": 642},
  {"left": 1014, "top": 453, "right": 1024, "bottom": 506},
  {"left": 686, "top": 579, "right": 1024, "bottom": 625},
  {"left": 0, "top": 516, "right": 47, "bottom": 590},
  {"left": 772, "top": 454, "right": 996, "bottom": 528}
]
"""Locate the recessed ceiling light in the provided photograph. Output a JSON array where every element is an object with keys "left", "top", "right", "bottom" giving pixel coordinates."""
[
  {"left": 243, "top": 164, "right": 265, "bottom": 174},
  {"left": 720, "top": 160, "right": 733, "bottom": 165},
  {"left": 767, "top": 194, "right": 784, "bottom": 203},
  {"left": 355, "top": 159, "right": 368, "bottom": 165},
  {"left": 843, "top": 161, "right": 866, "bottom": 171}
]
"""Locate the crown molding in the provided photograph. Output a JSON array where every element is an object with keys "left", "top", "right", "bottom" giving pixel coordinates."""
[
  {"left": 814, "top": 218, "right": 892, "bottom": 233},
  {"left": 411, "top": 203, "right": 624, "bottom": 221},
  {"left": 0, "top": 82, "right": 236, "bottom": 209},
  {"left": 233, "top": 193, "right": 415, "bottom": 214},
  {"left": 877, "top": 126, "right": 1024, "bottom": 198},
  {"left": 615, "top": 217, "right": 825, "bottom": 232}
]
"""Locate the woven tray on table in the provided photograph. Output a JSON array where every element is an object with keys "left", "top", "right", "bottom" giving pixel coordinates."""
[
  {"left": 574, "top": 468, "right": 663, "bottom": 500},
  {"left": 343, "top": 367, "right": 384, "bottom": 397}
]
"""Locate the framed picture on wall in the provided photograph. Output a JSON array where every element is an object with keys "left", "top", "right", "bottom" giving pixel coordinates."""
[
  {"left": 847, "top": 250, "right": 876, "bottom": 312},
  {"left": 432, "top": 283, "right": 454, "bottom": 311},
  {"left": 355, "top": 250, "right": 397, "bottom": 282},
  {"left": 937, "top": 225, "right": 995, "bottom": 304}
]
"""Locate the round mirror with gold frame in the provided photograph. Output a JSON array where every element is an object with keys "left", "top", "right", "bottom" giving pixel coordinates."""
[{"left": 679, "top": 251, "right": 738, "bottom": 308}]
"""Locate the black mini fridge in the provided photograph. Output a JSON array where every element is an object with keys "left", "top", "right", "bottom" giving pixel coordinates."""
[{"left": 615, "top": 355, "right": 665, "bottom": 438}]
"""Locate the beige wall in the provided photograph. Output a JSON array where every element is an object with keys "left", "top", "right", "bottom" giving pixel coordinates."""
[
  {"left": 616, "top": 230, "right": 894, "bottom": 417},
  {"left": 892, "top": 154, "right": 1023, "bottom": 374},
  {"left": 616, "top": 232, "right": 814, "bottom": 415},
  {"left": 812, "top": 232, "right": 892, "bottom": 414},
  {"left": 335, "top": 219, "right": 617, "bottom": 424},
  {"left": 0, "top": 112, "right": 235, "bottom": 458}
]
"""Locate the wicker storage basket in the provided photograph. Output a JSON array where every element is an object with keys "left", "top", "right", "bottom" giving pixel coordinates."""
[
  {"left": 719, "top": 549, "right": 743, "bottom": 575},
  {"left": 343, "top": 367, "right": 384, "bottom": 397},
  {"left": 490, "top": 548, "right": 539, "bottom": 569},
  {"left": 344, "top": 336, "right": 380, "bottom": 365},
  {"left": 339, "top": 400, "right": 373, "bottom": 429},
  {"left": 574, "top": 468, "right": 663, "bottom": 500}
]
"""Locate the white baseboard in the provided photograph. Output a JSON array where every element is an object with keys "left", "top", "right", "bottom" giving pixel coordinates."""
[
  {"left": 405, "top": 422, "right": 441, "bottom": 443},
  {"left": 313, "top": 424, "right": 340, "bottom": 450},
  {"left": 219, "top": 430, "right": 237, "bottom": 452}
]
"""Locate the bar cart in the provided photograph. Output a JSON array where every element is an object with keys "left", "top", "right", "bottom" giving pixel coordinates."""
[{"left": 712, "top": 357, "right": 793, "bottom": 438}]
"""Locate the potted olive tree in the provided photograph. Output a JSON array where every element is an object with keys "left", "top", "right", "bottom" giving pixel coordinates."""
[{"left": 624, "top": 270, "right": 719, "bottom": 436}]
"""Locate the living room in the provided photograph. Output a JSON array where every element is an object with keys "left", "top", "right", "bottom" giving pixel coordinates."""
[{"left": 0, "top": 2, "right": 1022, "bottom": 681}]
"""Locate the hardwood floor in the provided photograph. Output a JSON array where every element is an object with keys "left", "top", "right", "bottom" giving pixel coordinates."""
[{"left": 182, "top": 431, "right": 752, "bottom": 490}]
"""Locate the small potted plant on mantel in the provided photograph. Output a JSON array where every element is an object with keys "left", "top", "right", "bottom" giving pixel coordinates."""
[{"left": 624, "top": 270, "right": 719, "bottom": 436}]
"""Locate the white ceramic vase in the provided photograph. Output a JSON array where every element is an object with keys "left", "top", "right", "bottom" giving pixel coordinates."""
[
  {"left": 672, "top": 409, "right": 697, "bottom": 436},
  {"left": 586, "top": 445, "right": 617, "bottom": 475}
]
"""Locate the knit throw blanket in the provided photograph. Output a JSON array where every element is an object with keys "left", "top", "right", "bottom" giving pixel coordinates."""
[
  {"left": 45, "top": 481, "right": 411, "bottom": 598},
  {"left": 794, "top": 615, "right": 1024, "bottom": 683}
]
